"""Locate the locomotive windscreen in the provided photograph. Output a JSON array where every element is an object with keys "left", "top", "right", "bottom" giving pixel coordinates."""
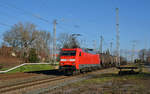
[{"left": 61, "top": 51, "right": 76, "bottom": 56}]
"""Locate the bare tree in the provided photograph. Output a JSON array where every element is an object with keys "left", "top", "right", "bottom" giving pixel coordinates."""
[
  {"left": 3, "top": 22, "right": 51, "bottom": 62},
  {"left": 57, "top": 33, "right": 80, "bottom": 49},
  {"left": 33, "top": 31, "right": 51, "bottom": 60}
]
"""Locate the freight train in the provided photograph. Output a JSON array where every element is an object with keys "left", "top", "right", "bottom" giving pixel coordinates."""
[{"left": 59, "top": 48, "right": 119, "bottom": 75}]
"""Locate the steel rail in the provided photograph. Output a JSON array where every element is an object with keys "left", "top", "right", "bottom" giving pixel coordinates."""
[{"left": 0, "top": 76, "right": 67, "bottom": 93}]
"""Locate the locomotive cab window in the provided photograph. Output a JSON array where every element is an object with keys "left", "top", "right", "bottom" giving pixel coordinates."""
[
  {"left": 61, "top": 51, "right": 76, "bottom": 56},
  {"left": 79, "top": 52, "right": 81, "bottom": 56}
]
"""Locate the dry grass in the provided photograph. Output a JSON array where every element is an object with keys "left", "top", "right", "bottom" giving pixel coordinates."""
[{"left": 48, "top": 67, "right": 150, "bottom": 94}]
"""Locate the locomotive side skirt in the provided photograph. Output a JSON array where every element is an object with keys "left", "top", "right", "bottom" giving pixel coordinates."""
[{"left": 79, "top": 64, "right": 101, "bottom": 69}]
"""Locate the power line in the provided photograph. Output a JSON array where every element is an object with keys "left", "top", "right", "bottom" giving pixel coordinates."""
[
  {"left": 0, "top": 9, "right": 20, "bottom": 21},
  {"left": 0, "top": 1, "right": 51, "bottom": 35},
  {"left": 0, "top": 22, "right": 11, "bottom": 27},
  {"left": 0, "top": 1, "right": 50, "bottom": 23},
  {"left": 57, "top": 25, "right": 72, "bottom": 33},
  {"left": 0, "top": 7, "right": 44, "bottom": 29},
  {"left": 39, "top": 0, "right": 49, "bottom": 11}
]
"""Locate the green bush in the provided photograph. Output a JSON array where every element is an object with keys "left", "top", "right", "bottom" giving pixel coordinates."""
[
  {"left": 28, "top": 48, "right": 40, "bottom": 63},
  {"left": 0, "top": 64, "right": 3, "bottom": 69}
]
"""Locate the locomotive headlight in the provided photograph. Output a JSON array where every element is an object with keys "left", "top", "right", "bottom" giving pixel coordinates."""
[
  {"left": 69, "top": 59, "right": 75, "bottom": 61},
  {"left": 60, "top": 59, "right": 67, "bottom": 61}
]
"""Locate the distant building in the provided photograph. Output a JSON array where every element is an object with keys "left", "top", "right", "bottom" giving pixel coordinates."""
[{"left": 0, "top": 46, "right": 14, "bottom": 57}]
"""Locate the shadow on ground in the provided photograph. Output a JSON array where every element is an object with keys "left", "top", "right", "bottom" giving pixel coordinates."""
[{"left": 26, "top": 69, "right": 63, "bottom": 76}]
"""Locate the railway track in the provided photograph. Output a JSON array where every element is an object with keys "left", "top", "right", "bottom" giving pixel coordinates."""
[
  {"left": 0, "top": 68, "right": 113, "bottom": 94},
  {"left": 0, "top": 75, "right": 67, "bottom": 94},
  {"left": 27, "top": 68, "right": 113, "bottom": 94},
  {"left": 28, "top": 74, "right": 93, "bottom": 94},
  {"left": 0, "top": 73, "right": 38, "bottom": 80}
]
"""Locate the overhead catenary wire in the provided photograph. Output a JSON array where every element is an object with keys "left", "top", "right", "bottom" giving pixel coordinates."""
[
  {"left": 0, "top": 22, "right": 11, "bottom": 27},
  {"left": 57, "top": 24, "right": 73, "bottom": 34},
  {"left": 0, "top": 1, "right": 81, "bottom": 38},
  {"left": 0, "top": 9, "right": 20, "bottom": 21},
  {"left": 39, "top": 0, "right": 49, "bottom": 11},
  {"left": 0, "top": 1, "right": 50, "bottom": 23},
  {"left": 0, "top": 6, "right": 44, "bottom": 30}
]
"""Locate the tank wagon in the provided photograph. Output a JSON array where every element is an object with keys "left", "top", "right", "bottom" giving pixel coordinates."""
[
  {"left": 100, "top": 53, "right": 117, "bottom": 68},
  {"left": 59, "top": 48, "right": 101, "bottom": 75},
  {"left": 146, "top": 57, "right": 150, "bottom": 65}
]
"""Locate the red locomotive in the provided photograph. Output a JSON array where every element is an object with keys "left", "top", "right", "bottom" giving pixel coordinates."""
[{"left": 59, "top": 48, "right": 101, "bottom": 75}]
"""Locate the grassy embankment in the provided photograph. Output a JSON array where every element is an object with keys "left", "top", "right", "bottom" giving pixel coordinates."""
[{"left": 0, "top": 64, "right": 55, "bottom": 73}]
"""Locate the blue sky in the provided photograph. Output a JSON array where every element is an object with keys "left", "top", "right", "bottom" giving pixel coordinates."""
[{"left": 0, "top": 0, "right": 150, "bottom": 53}]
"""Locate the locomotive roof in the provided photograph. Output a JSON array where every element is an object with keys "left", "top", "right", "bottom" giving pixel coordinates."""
[
  {"left": 62, "top": 48, "right": 97, "bottom": 54},
  {"left": 82, "top": 48, "right": 97, "bottom": 54}
]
